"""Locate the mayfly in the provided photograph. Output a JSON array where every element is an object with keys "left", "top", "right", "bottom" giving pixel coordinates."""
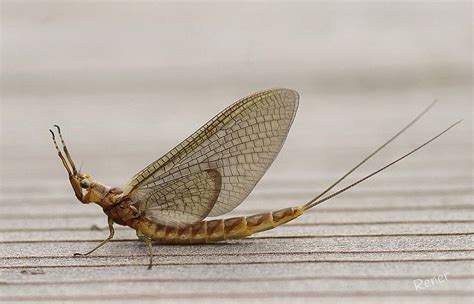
[{"left": 50, "top": 88, "right": 460, "bottom": 269}]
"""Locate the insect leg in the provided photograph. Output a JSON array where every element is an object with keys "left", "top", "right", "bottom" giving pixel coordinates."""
[
  {"left": 49, "top": 129, "right": 72, "bottom": 176},
  {"left": 136, "top": 230, "right": 154, "bottom": 269},
  {"left": 54, "top": 125, "right": 78, "bottom": 175},
  {"left": 143, "top": 237, "right": 154, "bottom": 270},
  {"left": 74, "top": 217, "right": 115, "bottom": 256}
]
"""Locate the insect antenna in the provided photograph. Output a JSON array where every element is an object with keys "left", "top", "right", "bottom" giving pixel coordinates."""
[
  {"left": 303, "top": 100, "right": 437, "bottom": 210},
  {"left": 54, "top": 125, "right": 78, "bottom": 175},
  {"left": 49, "top": 129, "right": 72, "bottom": 176},
  {"left": 79, "top": 160, "right": 84, "bottom": 174},
  {"left": 302, "top": 119, "right": 462, "bottom": 211}
]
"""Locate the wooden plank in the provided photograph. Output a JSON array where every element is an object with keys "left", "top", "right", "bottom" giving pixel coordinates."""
[
  {"left": 1, "top": 276, "right": 472, "bottom": 298},
  {"left": 2, "top": 223, "right": 474, "bottom": 242},
  {"left": 2, "top": 235, "right": 473, "bottom": 261}
]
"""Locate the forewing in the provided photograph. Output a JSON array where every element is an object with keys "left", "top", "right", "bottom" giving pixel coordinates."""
[{"left": 125, "top": 88, "right": 299, "bottom": 223}]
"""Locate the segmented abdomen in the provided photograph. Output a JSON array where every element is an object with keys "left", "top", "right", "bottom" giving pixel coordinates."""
[{"left": 134, "top": 207, "right": 304, "bottom": 244}]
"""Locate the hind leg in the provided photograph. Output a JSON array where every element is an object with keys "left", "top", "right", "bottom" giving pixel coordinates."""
[{"left": 136, "top": 230, "right": 154, "bottom": 270}]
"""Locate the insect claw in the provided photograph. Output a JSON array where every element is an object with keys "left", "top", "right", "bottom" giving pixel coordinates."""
[{"left": 49, "top": 129, "right": 55, "bottom": 139}]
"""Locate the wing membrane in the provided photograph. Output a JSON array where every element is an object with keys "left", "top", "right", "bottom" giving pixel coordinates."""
[
  {"left": 125, "top": 88, "right": 299, "bottom": 225},
  {"left": 137, "top": 169, "right": 221, "bottom": 227}
]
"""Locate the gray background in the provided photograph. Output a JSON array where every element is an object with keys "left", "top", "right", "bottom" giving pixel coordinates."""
[{"left": 1, "top": 1, "right": 472, "bottom": 303}]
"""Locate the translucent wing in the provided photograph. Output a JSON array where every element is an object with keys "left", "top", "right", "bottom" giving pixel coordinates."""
[
  {"left": 137, "top": 169, "right": 221, "bottom": 227},
  {"left": 124, "top": 88, "right": 299, "bottom": 226}
]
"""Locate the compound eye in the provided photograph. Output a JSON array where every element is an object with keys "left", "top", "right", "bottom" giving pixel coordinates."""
[{"left": 80, "top": 179, "right": 90, "bottom": 189}]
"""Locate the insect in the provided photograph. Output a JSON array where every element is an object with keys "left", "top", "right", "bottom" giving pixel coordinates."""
[{"left": 50, "top": 88, "right": 460, "bottom": 269}]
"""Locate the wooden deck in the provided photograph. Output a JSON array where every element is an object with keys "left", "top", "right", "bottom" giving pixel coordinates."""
[
  {"left": 1, "top": 85, "right": 472, "bottom": 303},
  {"left": 1, "top": 2, "right": 472, "bottom": 303}
]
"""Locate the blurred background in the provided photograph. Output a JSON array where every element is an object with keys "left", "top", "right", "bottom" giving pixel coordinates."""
[{"left": 1, "top": 2, "right": 471, "bottom": 187}]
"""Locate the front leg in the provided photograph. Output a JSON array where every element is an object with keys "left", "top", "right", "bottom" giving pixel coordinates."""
[{"left": 74, "top": 217, "right": 115, "bottom": 256}]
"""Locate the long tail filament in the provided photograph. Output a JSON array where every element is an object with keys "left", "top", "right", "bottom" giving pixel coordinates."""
[{"left": 303, "top": 119, "right": 462, "bottom": 211}]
